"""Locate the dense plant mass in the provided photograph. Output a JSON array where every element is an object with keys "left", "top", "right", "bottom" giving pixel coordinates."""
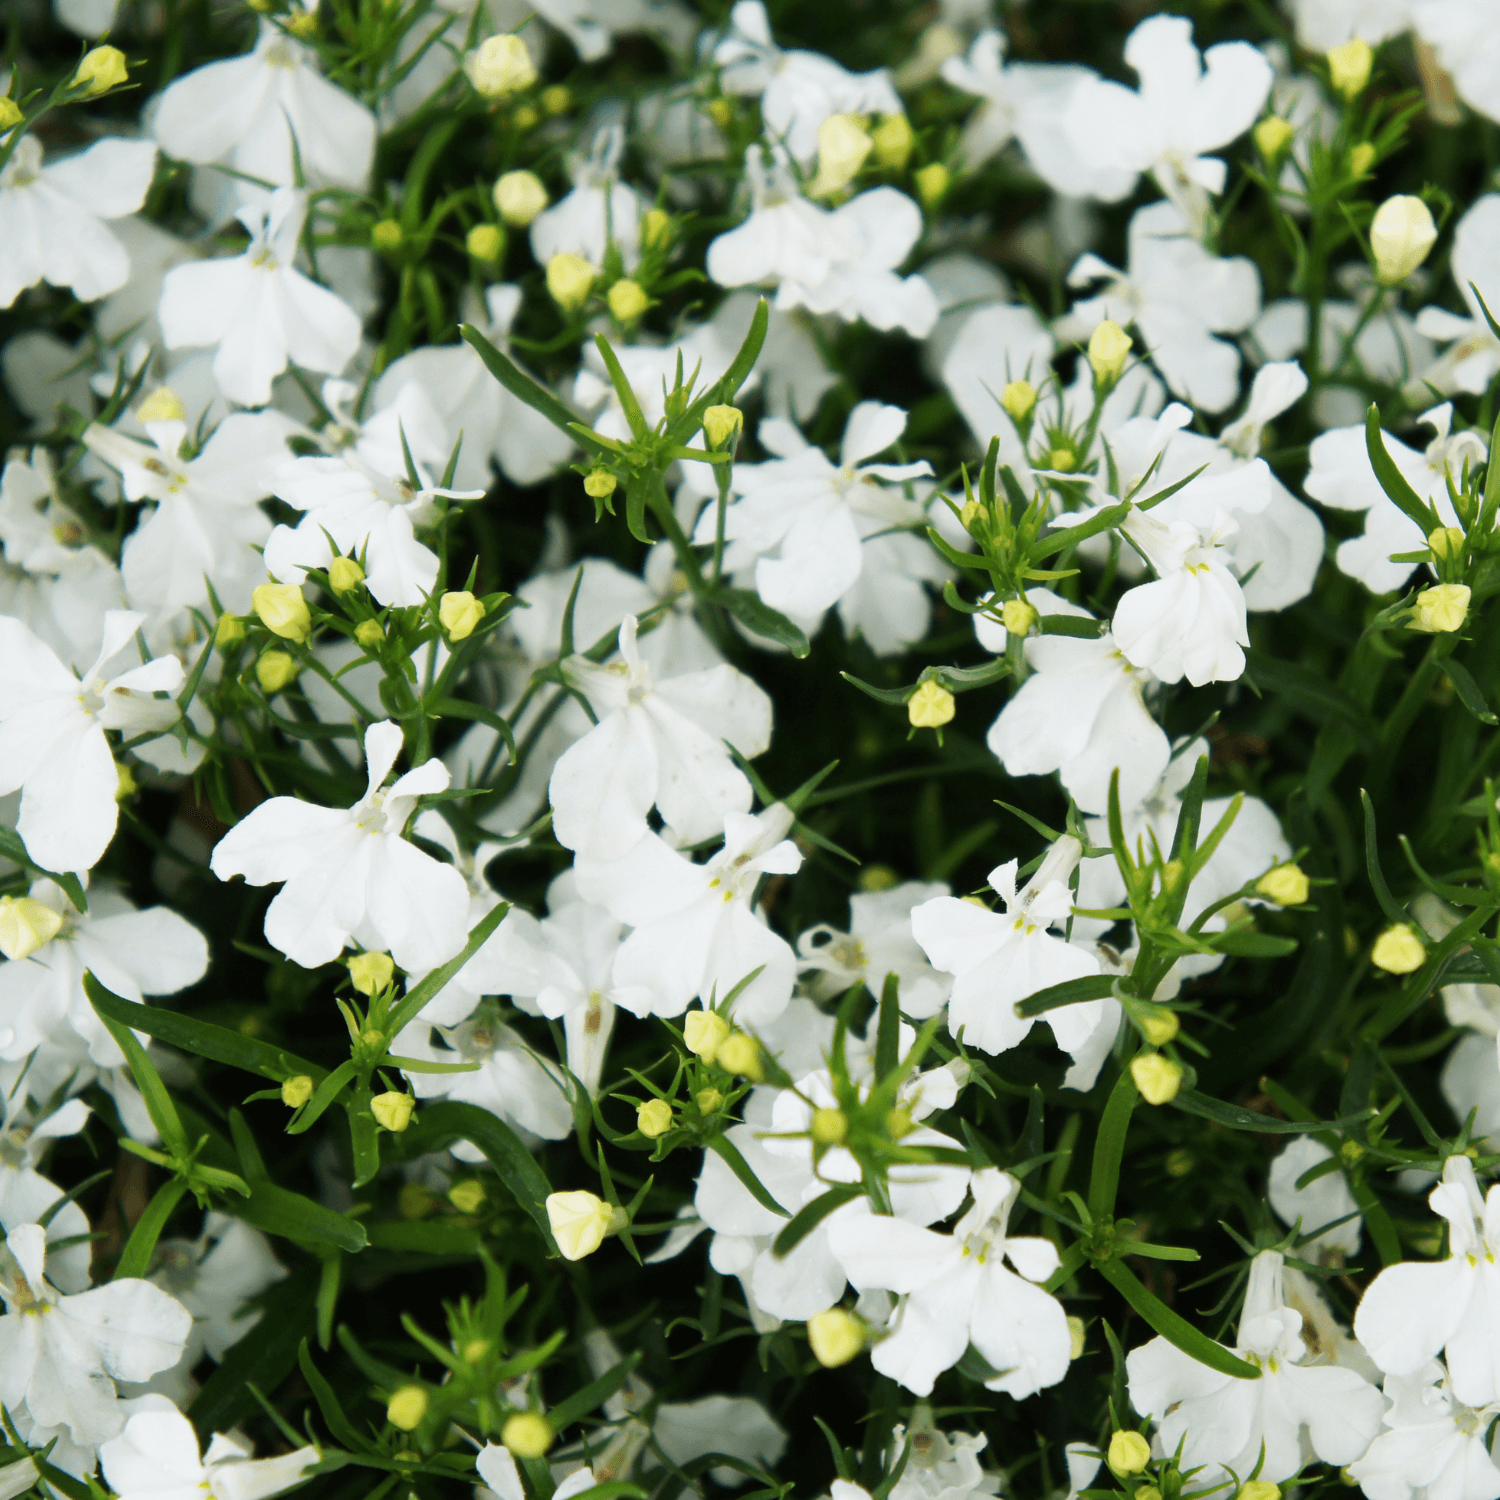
[{"left": 10, "top": 0, "right": 1500, "bottom": 1498}]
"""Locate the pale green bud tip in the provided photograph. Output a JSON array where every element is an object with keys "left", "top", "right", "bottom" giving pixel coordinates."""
[
  {"left": 684, "top": 1009, "right": 731, "bottom": 1062},
  {"left": 546, "top": 1189, "right": 615, "bottom": 1260},
  {"left": 1067, "top": 1316, "right": 1086, "bottom": 1359},
  {"left": 643, "top": 207, "right": 673, "bottom": 248},
  {"left": 327, "top": 556, "right": 364, "bottom": 593},
  {"left": 807, "top": 1308, "right": 864, "bottom": 1367},
  {"left": 871, "top": 112, "right": 914, "bottom": 169},
  {"left": 637, "top": 1098, "right": 673, "bottom": 1138},
  {"left": 215, "top": 613, "right": 245, "bottom": 646},
  {"left": 1108, "top": 1431, "right": 1152, "bottom": 1476},
  {"left": 439, "top": 589, "right": 485, "bottom": 640},
  {"left": 371, "top": 219, "right": 403, "bottom": 252},
  {"left": 1239, "top": 1484, "right": 1282, "bottom": 1500},
  {"left": 73, "top": 46, "right": 128, "bottom": 96},
  {"left": 0, "top": 896, "right": 64, "bottom": 962},
  {"left": 1372, "top": 923, "right": 1426, "bottom": 974},
  {"left": 0, "top": 98, "right": 22, "bottom": 132},
  {"left": 371, "top": 1091, "right": 415, "bottom": 1132},
  {"left": 1253, "top": 116, "right": 1295, "bottom": 159},
  {"left": 1411, "top": 583, "right": 1470, "bottom": 633},
  {"left": 355, "top": 619, "right": 384, "bottom": 650},
  {"left": 1130, "top": 1053, "right": 1182, "bottom": 1105},
  {"left": 1000, "top": 379, "right": 1037, "bottom": 420},
  {"left": 1257, "top": 863, "right": 1310, "bottom": 906},
  {"left": 1429, "top": 526, "right": 1466, "bottom": 559},
  {"left": 116, "top": 759, "right": 137, "bottom": 803},
  {"left": 256, "top": 650, "right": 299, "bottom": 693},
  {"left": 547, "top": 252, "right": 595, "bottom": 309},
  {"left": 137, "top": 386, "right": 185, "bottom": 423},
  {"left": 583, "top": 467, "right": 617, "bottom": 499},
  {"left": 502, "top": 1413, "right": 554, "bottom": 1458},
  {"left": 281, "top": 1075, "right": 314, "bottom": 1109},
  {"left": 907, "top": 679, "right": 955, "bottom": 728},
  {"left": 1349, "top": 143, "right": 1377, "bottom": 177},
  {"left": 809, "top": 113, "right": 873, "bottom": 197},
  {"left": 716, "top": 1032, "right": 763, "bottom": 1080},
  {"left": 1371, "top": 195, "right": 1439, "bottom": 284},
  {"left": 348, "top": 950, "right": 394, "bottom": 995},
  {"left": 1088, "top": 319, "right": 1133, "bottom": 382},
  {"left": 467, "top": 224, "right": 504, "bottom": 261},
  {"left": 252, "top": 581, "right": 311, "bottom": 642},
  {"left": 465, "top": 33, "right": 536, "bottom": 97},
  {"left": 914, "top": 162, "right": 949, "bottom": 208},
  {"left": 1136, "top": 1006, "right": 1179, "bottom": 1047},
  {"left": 387, "top": 1386, "right": 428, "bottom": 1431},
  {"left": 541, "top": 84, "right": 571, "bottom": 114},
  {"left": 1327, "top": 37, "right": 1373, "bottom": 99},
  {"left": 607, "top": 278, "right": 649, "bottom": 322},
  {"left": 494, "top": 170, "right": 549, "bottom": 226},
  {"left": 703, "top": 404, "right": 744, "bottom": 450},
  {"left": 810, "top": 1107, "right": 847, "bottom": 1145},
  {"left": 1001, "top": 598, "right": 1038, "bottom": 637},
  {"left": 449, "top": 1180, "right": 486, "bottom": 1213}
]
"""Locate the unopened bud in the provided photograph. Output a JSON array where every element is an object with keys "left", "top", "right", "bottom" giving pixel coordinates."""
[
  {"left": 1130, "top": 1053, "right": 1183, "bottom": 1105},
  {"left": 439, "top": 590, "right": 485, "bottom": 640},
  {"left": 1411, "top": 583, "right": 1470, "bottom": 633},
  {"left": 703, "top": 404, "right": 743, "bottom": 449},
  {"left": 1240, "top": 1484, "right": 1281, "bottom": 1500},
  {"left": 502, "top": 1413, "right": 554, "bottom": 1458},
  {"left": 716, "top": 1032, "right": 762, "bottom": 1080},
  {"left": 1253, "top": 116, "right": 1295, "bottom": 159},
  {"left": 466, "top": 33, "right": 536, "bottom": 97},
  {"left": 1257, "top": 863, "right": 1310, "bottom": 906},
  {"left": 0, "top": 98, "right": 21, "bottom": 131},
  {"left": 1372, "top": 923, "right": 1426, "bottom": 974},
  {"left": 1067, "top": 1316, "right": 1086, "bottom": 1359},
  {"left": 907, "top": 680, "right": 955, "bottom": 728},
  {"left": 256, "top": 650, "right": 299, "bottom": 693},
  {"left": 281, "top": 1075, "right": 314, "bottom": 1109},
  {"left": 886, "top": 1107, "right": 914, "bottom": 1139},
  {"left": 137, "top": 386, "right": 184, "bottom": 424},
  {"left": 285, "top": 9, "right": 317, "bottom": 35},
  {"left": 327, "top": 556, "right": 364, "bottom": 594},
  {"left": 547, "top": 1190, "right": 615, "bottom": 1260},
  {"left": 387, "top": 1386, "right": 428, "bottom": 1431},
  {"left": 371, "top": 1091, "right": 415, "bottom": 1132},
  {"left": 371, "top": 219, "right": 403, "bottom": 253},
  {"left": 1108, "top": 1431, "right": 1152, "bottom": 1476},
  {"left": 1327, "top": 38, "right": 1373, "bottom": 99},
  {"left": 355, "top": 620, "right": 384, "bottom": 651},
  {"left": 1165, "top": 1147, "right": 1195, "bottom": 1176},
  {"left": 810, "top": 1108, "right": 847, "bottom": 1145},
  {"left": 467, "top": 224, "right": 505, "bottom": 262},
  {"left": 1048, "top": 446, "right": 1077, "bottom": 472},
  {"left": 685, "top": 1010, "right": 731, "bottom": 1062},
  {"left": 349, "top": 951, "right": 394, "bottom": 995},
  {"left": 583, "top": 467, "right": 617, "bottom": 499},
  {"left": 462, "top": 1337, "right": 489, "bottom": 1362},
  {"left": 116, "top": 760, "right": 137, "bottom": 802},
  {"left": 959, "top": 499, "right": 983, "bottom": 533},
  {"left": 1429, "top": 526, "right": 1466, "bottom": 559},
  {"left": 449, "top": 1180, "right": 486, "bottom": 1213},
  {"left": 1349, "top": 143, "right": 1377, "bottom": 177},
  {"left": 871, "top": 112, "right": 914, "bottom": 170},
  {"left": 809, "top": 113, "right": 873, "bottom": 197},
  {"left": 546, "top": 252, "right": 595, "bottom": 310},
  {"left": 512, "top": 104, "right": 540, "bottom": 130},
  {"left": 494, "top": 170, "right": 549, "bottom": 226},
  {"left": 637, "top": 1098, "right": 673, "bottom": 1138},
  {"left": 1371, "top": 195, "right": 1438, "bottom": 284},
  {"left": 1136, "top": 1006, "right": 1179, "bottom": 1047},
  {"left": 1001, "top": 598, "right": 1037, "bottom": 637},
  {"left": 541, "top": 83, "right": 571, "bottom": 115},
  {"left": 696, "top": 1086, "right": 724, "bottom": 1113},
  {"left": 72, "top": 45, "right": 128, "bottom": 96},
  {"left": 1088, "top": 320, "right": 1133, "bottom": 383},
  {"left": 643, "top": 207, "right": 672, "bottom": 248},
  {"left": 1000, "top": 379, "right": 1037, "bottom": 421},
  {"left": 807, "top": 1307, "right": 864, "bottom": 1367},
  {"left": 914, "top": 162, "right": 949, "bottom": 209},
  {"left": 252, "top": 581, "right": 311, "bottom": 643},
  {"left": 0, "top": 895, "right": 63, "bottom": 961},
  {"left": 607, "top": 278, "right": 649, "bottom": 322},
  {"left": 215, "top": 613, "right": 245, "bottom": 647}
]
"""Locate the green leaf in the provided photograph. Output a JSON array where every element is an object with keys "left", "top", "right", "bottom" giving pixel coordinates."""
[
  {"left": 236, "top": 1181, "right": 369, "bottom": 1252},
  {"left": 1170, "top": 1090, "right": 1371, "bottom": 1134},
  {"left": 298, "top": 1340, "right": 368, "bottom": 1451},
  {"left": 114, "top": 1177, "right": 189, "bottom": 1280},
  {"left": 1360, "top": 788, "right": 1410, "bottom": 925},
  {"left": 1087, "top": 1067, "right": 1137, "bottom": 1221},
  {"left": 547, "top": 1352, "right": 644, "bottom": 1432},
  {"left": 839, "top": 672, "right": 911, "bottom": 707},
  {"left": 1096, "top": 1257, "right": 1260, "bottom": 1379},
  {"left": 365, "top": 1220, "right": 483, "bottom": 1255},
  {"left": 461, "top": 324, "right": 600, "bottom": 451},
  {"left": 0, "top": 826, "right": 87, "bottom": 911},
  {"left": 1365, "top": 404, "right": 1439, "bottom": 533},
  {"left": 710, "top": 587, "right": 811, "bottom": 657},
  {"left": 772, "top": 1185, "right": 864, "bottom": 1257},
  {"left": 1014, "top": 975, "right": 1118, "bottom": 1018},
  {"left": 84, "top": 973, "right": 189, "bottom": 1158},
  {"left": 1442, "top": 658, "right": 1497, "bottom": 724},
  {"left": 286, "top": 1060, "right": 359, "bottom": 1136},
  {"left": 593, "top": 335, "right": 650, "bottom": 441},
  {"left": 1210, "top": 929, "right": 1299, "bottom": 958},
  {"left": 1037, "top": 614, "right": 1107, "bottom": 639},
  {"left": 387, "top": 903, "right": 512, "bottom": 1038},
  {"left": 705, "top": 1133, "right": 790, "bottom": 1219}
]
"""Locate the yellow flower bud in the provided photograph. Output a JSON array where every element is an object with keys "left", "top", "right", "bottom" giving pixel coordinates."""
[
  {"left": 685, "top": 1010, "right": 731, "bottom": 1062},
  {"left": 355, "top": 619, "right": 384, "bottom": 651},
  {"left": 547, "top": 252, "right": 595, "bottom": 310},
  {"left": 0, "top": 896, "right": 64, "bottom": 961},
  {"left": 1411, "top": 583, "right": 1470, "bottom": 633},
  {"left": 807, "top": 1307, "right": 864, "bottom": 1367},
  {"left": 1165, "top": 1147, "right": 1195, "bottom": 1176},
  {"left": 1137, "top": 1007, "right": 1179, "bottom": 1047},
  {"left": 810, "top": 1107, "right": 848, "bottom": 1145},
  {"left": 137, "top": 386, "right": 185, "bottom": 424},
  {"left": 387, "top": 1386, "right": 428, "bottom": 1431},
  {"left": 860, "top": 864, "right": 899, "bottom": 891},
  {"left": 0, "top": 99, "right": 22, "bottom": 132},
  {"left": 1429, "top": 526, "right": 1466, "bottom": 559},
  {"left": 327, "top": 556, "right": 365, "bottom": 594},
  {"left": 809, "top": 113, "right": 873, "bottom": 197},
  {"left": 607, "top": 278, "right": 649, "bottom": 322},
  {"left": 703, "top": 404, "right": 744, "bottom": 449},
  {"left": 914, "top": 162, "right": 949, "bottom": 208},
  {"left": 907, "top": 680, "right": 955, "bottom": 728},
  {"left": 465, "top": 33, "right": 536, "bottom": 97},
  {"left": 1327, "top": 38, "right": 1373, "bottom": 99},
  {"left": 494, "top": 171, "right": 550, "bottom": 227},
  {"left": 115, "top": 759, "right": 137, "bottom": 802},
  {"left": 886, "top": 1106, "right": 914, "bottom": 1139},
  {"left": 1349, "top": 142, "right": 1377, "bottom": 177},
  {"left": 1240, "top": 1484, "right": 1281, "bottom": 1500},
  {"left": 371, "top": 219, "right": 403, "bottom": 253},
  {"left": 1372, "top": 923, "right": 1426, "bottom": 974},
  {"left": 643, "top": 207, "right": 673, "bottom": 248},
  {"left": 1067, "top": 1316, "right": 1086, "bottom": 1359},
  {"left": 1130, "top": 1053, "right": 1183, "bottom": 1105},
  {"left": 637, "top": 1098, "right": 673, "bottom": 1138},
  {"left": 706, "top": 97, "right": 733, "bottom": 127},
  {"left": 467, "top": 224, "right": 505, "bottom": 262},
  {"left": 281, "top": 1075, "right": 314, "bottom": 1109},
  {"left": 1000, "top": 379, "right": 1037, "bottom": 421},
  {"left": 252, "top": 581, "right": 311, "bottom": 643},
  {"left": 399, "top": 1183, "right": 432, "bottom": 1218},
  {"left": 1048, "top": 447, "right": 1077, "bottom": 472},
  {"left": 1088, "top": 320, "right": 1133, "bottom": 383},
  {"left": 462, "top": 1338, "right": 489, "bottom": 1362},
  {"left": 1257, "top": 863, "right": 1310, "bottom": 906},
  {"left": 584, "top": 467, "right": 617, "bottom": 499},
  {"left": 439, "top": 590, "right": 485, "bottom": 640},
  {"left": 72, "top": 46, "right": 128, "bottom": 97},
  {"left": 1253, "top": 116, "right": 1295, "bottom": 159},
  {"left": 541, "top": 83, "right": 571, "bottom": 115},
  {"left": 285, "top": 9, "right": 317, "bottom": 36},
  {"left": 256, "top": 650, "right": 299, "bottom": 693},
  {"left": 696, "top": 1086, "right": 724, "bottom": 1114},
  {"left": 960, "top": 499, "right": 983, "bottom": 533},
  {"left": 215, "top": 614, "right": 245, "bottom": 648},
  {"left": 1138, "top": 1489, "right": 1163, "bottom": 1500},
  {"left": 871, "top": 112, "right": 914, "bottom": 170},
  {"left": 502, "top": 1413, "right": 554, "bottom": 1458},
  {"left": 371, "top": 1091, "right": 415, "bottom": 1132},
  {"left": 349, "top": 951, "right": 395, "bottom": 996},
  {"left": 448, "top": 1180, "right": 486, "bottom": 1213},
  {"left": 547, "top": 1189, "right": 615, "bottom": 1260},
  {"left": 1108, "top": 1431, "right": 1152, "bottom": 1476},
  {"left": 716, "top": 1032, "right": 762, "bottom": 1080},
  {"left": 1371, "top": 195, "right": 1439, "bottom": 285},
  {"left": 512, "top": 104, "right": 540, "bottom": 130},
  {"left": 1001, "top": 598, "right": 1038, "bottom": 637}
]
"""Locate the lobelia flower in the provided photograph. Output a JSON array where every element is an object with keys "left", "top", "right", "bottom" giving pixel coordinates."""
[
  {"left": 152, "top": 23, "right": 376, "bottom": 196},
  {"left": 209, "top": 718, "right": 470, "bottom": 972},
  {"left": 1127, "top": 1249, "right": 1384, "bottom": 1486},
  {"left": 1348, "top": 1359, "right": 1500, "bottom": 1500},
  {"left": 158, "top": 188, "right": 363, "bottom": 408},
  {"left": 885, "top": 1417, "right": 999, "bottom": 1500},
  {"left": 1354, "top": 1155, "right": 1500, "bottom": 1407},
  {"left": 1268, "top": 1137, "right": 1363, "bottom": 1260},
  {"left": 1291, "top": 0, "right": 1412, "bottom": 49},
  {"left": 910, "top": 836, "right": 1105, "bottom": 1060},
  {"left": 0, "top": 136, "right": 159, "bottom": 309},
  {"left": 1412, "top": 194, "right": 1500, "bottom": 397},
  {"left": 1061, "top": 14, "right": 1273, "bottom": 234},
  {"left": 0, "top": 609, "right": 183, "bottom": 874},
  {"left": 547, "top": 614, "right": 773, "bottom": 862},
  {"left": 572, "top": 802, "right": 803, "bottom": 1025},
  {"left": 1410, "top": 1, "right": 1500, "bottom": 126},
  {"left": 530, "top": 125, "right": 650, "bottom": 273},
  {"left": 265, "top": 380, "right": 483, "bottom": 607},
  {"left": 828, "top": 1167, "right": 1072, "bottom": 1399},
  {"left": 1059, "top": 200, "right": 1262, "bottom": 414},
  {"left": 0, "top": 1092, "right": 94, "bottom": 1295},
  {"left": 100, "top": 1393, "right": 320, "bottom": 1500},
  {"left": 0, "top": 1222, "right": 193, "bottom": 1473}
]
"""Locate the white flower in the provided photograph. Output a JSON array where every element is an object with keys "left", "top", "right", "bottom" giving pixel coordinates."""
[
  {"left": 158, "top": 188, "right": 362, "bottom": 408},
  {"left": 548, "top": 614, "right": 772, "bottom": 861},
  {"left": 152, "top": 24, "right": 375, "bottom": 195},
  {"left": 100, "top": 1394, "right": 319, "bottom": 1500},
  {"left": 1411, "top": 1, "right": 1500, "bottom": 126},
  {"left": 829, "top": 1167, "right": 1071, "bottom": 1398},
  {"left": 573, "top": 803, "right": 803, "bottom": 1025},
  {"left": 1060, "top": 200, "right": 1262, "bottom": 414},
  {"left": 939, "top": 300, "right": 1058, "bottom": 474},
  {"left": 209, "top": 719, "right": 470, "bottom": 972},
  {"left": 1413, "top": 194, "right": 1500, "bottom": 397},
  {"left": 1062, "top": 15, "right": 1273, "bottom": 233},
  {"left": 0, "top": 1093, "right": 94, "bottom": 1295},
  {"left": 1127, "top": 1249, "right": 1384, "bottom": 1485},
  {"left": 0, "top": 609, "right": 182, "bottom": 874},
  {"left": 1349, "top": 1359, "right": 1500, "bottom": 1500},
  {"left": 886, "top": 1419, "right": 999, "bottom": 1500},
  {"left": 0, "top": 1222, "right": 192, "bottom": 1466},
  {"left": 530, "top": 125, "right": 649, "bottom": 272},
  {"left": 1268, "top": 1137, "right": 1363, "bottom": 1260},
  {"left": 1291, "top": 0, "right": 1412, "bottom": 49},
  {"left": 0, "top": 136, "right": 158, "bottom": 309},
  {"left": 911, "top": 836, "right": 1104, "bottom": 1059},
  {"left": 1355, "top": 1156, "right": 1500, "bottom": 1407},
  {"left": 266, "top": 381, "right": 483, "bottom": 607}
]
